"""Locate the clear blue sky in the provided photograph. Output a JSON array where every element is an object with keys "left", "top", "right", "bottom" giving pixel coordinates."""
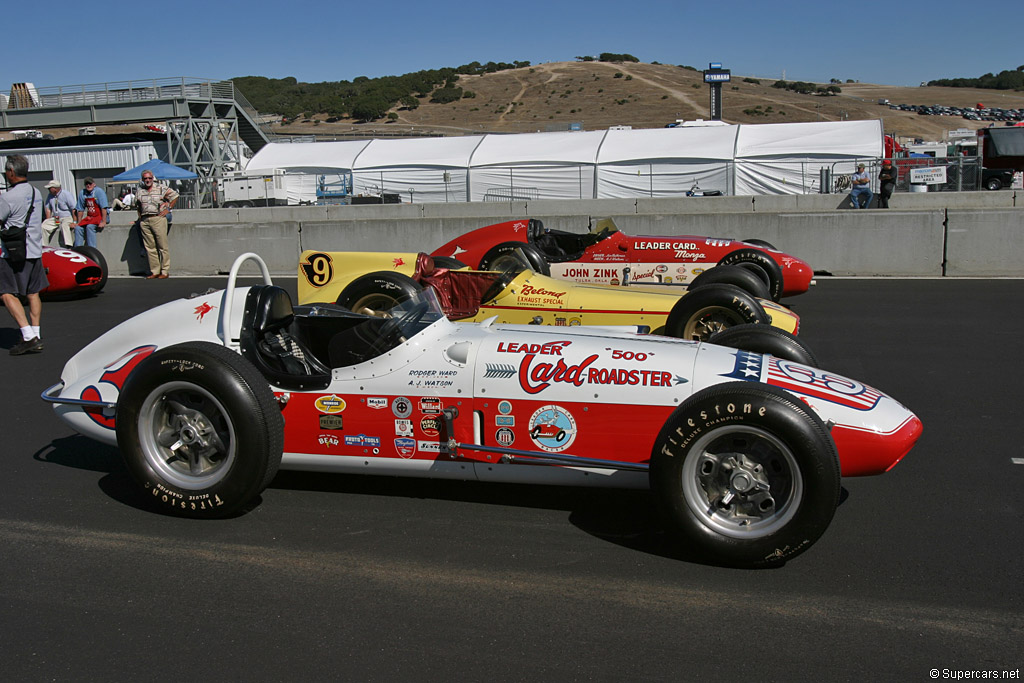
[{"left": 6, "top": 0, "right": 1019, "bottom": 89}]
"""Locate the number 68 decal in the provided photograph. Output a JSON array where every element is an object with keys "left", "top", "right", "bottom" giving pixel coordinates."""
[{"left": 300, "top": 252, "right": 334, "bottom": 287}]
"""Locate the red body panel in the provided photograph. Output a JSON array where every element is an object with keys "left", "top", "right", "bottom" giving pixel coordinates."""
[
  {"left": 431, "top": 219, "right": 814, "bottom": 297},
  {"left": 39, "top": 247, "right": 104, "bottom": 296}
]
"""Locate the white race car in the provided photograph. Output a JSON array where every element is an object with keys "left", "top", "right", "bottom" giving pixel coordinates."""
[{"left": 43, "top": 254, "right": 922, "bottom": 568}]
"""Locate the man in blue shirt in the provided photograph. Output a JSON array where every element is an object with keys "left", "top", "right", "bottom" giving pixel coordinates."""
[
  {"left": 42, "top": 179, "right": 78, "bottom": 246},
  {"left": 75, "top": 177, "right": 108, "bottom": 247},
  {"left": 850, "top": 163, "right": 873, "bottom": 209}
]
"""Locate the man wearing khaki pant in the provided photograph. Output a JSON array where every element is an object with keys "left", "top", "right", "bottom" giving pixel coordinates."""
[{"left": 135, "top": 172, "right": 178, "bottom": 279}]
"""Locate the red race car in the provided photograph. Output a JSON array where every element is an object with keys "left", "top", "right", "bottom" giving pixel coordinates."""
[
  {"left": 39, "top": 246, "right": 107, "bottom": 299},
  {"left": 432, "top": 218, "right": 814, "bottom": 301}
]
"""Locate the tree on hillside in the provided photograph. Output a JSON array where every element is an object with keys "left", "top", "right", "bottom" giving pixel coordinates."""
[{"left": 599, "top": 53, "right": 639, "bottom": 63}]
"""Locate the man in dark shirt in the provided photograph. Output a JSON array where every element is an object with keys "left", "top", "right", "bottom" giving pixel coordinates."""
[{"left": 878, "top": 159, "right": 898, "bottom": 208}]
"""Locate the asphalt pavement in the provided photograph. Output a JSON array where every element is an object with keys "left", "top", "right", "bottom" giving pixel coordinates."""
[{"left": 1, "top": 275, "right": 1021, "bottom": 681}]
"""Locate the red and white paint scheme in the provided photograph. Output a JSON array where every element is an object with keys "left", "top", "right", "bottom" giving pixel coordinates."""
[
  {"left": 432, "top": 218, "right": 814, "bottom": 300},
  {"left": 39, "top": 246, "right": 107, "bottom": 298},
  {"left": 44, "top": 254, "right": 918, "bottom": 568}
]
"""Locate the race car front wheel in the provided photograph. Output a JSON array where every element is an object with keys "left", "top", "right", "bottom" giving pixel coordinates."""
[
  {"left": 116, "top": 342, "right": 284, "bottom": 518},
  {"left": 650, "top": 382, "right": 840, "bottom": 568},
  {"left": 337, "top": 271, "right": 422, "bottom": 316},
  {"left": 479, "top": 241, "right": 551, "bottom": 276},
  {"left": 665, "top": 284, "right": 770, "bottom": 341},
  {"left": 717, "top": 249, "right": 784, "bottom": 302},
  {"left": 687, "top": 264, "right": 770, "bottom": 300},
  {"left": 709, "top": 323, "right": 818, "bottom": 366}
]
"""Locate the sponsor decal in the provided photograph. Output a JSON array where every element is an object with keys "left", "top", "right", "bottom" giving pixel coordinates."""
[
  {"left": 317, "top": 434, "right": 340, "bottom": 447},
  {"left": 367, "top": 397, "right": 388, "bottom": 410},
  {"left": 496, "top": 415, "right": 515, "bottom": 426},
  {"left": 497, "top": 341, "right": 571, "bottom": 355},
  {"left": 484, "top": 364, "right": 516, "bottom": 379},
  {"left": 79, "top": 345, "right": 158, "bottom": 429},
  {"left": 194, "top": 302, "right": 216, "bottom": 322},
  {"left": 420, "top": 415, "right": 441, "bottom": 437},
  {"left": 419, "top": 397, "right": 442, "bottom": 414},
  {"left": 315, "top": 394, "right": 347, "bottom": 414},
  {"left": 634, "top": 240, "right": 700, "bottom": 251},
  {"left": 692, "top": 267, "right": 706, "bottom": 275},
  {"left": 300, "top": 252, "right": 334, "bottom": 288},
  {"left": 528, "top": 405, "right": 577, "bottom": 452},
  {"left": 677, "top": 267, "right": 688, "bottom": 274},
  {"left": 495, "top": 427, "right": 515, "bottom": 446},
  {"left": 517, "top": 284, "right": 566, "bottom": 305},
  {"left": 408, "top": 369, "right": 457, "bottom": 388},
  {"left": 673, "top": 250, "right": 708, "bottom": 261},
  {"left": 664, "top": 276, "right": 673, "bottom": 283},
  {"left": 344, "top": 434, "right": 382, "bottom": 447},
  {"left": 705, "top": 239, "right": 730, "bottom": 247},
  {"left": 418, "top": 441, "right": 445, "bottom": 453},
  {"left": 720, "top": 351, "right": 882, "bottom": 411},
  {"left": 394, "top": 437, "right": 416, "bottom": 458},
  {"left": 569, "top": 319, "right": 581, "bottom": 326},
  {"left": 395, "top": 419, "right": 413, "bottom": 436},
  {"left": 610, "top": 278, "right": 619, "bottom": 286},
  {"left": 656, "top": 264, "right": 668, "bottom": 273},
  {"left": 319, "top": 415, "right": 344, "bottom": 430},
  {"left": 555, "top": 317, "right": 567, "bottom": 326},
  {"left": 512, "top": 220, "right": 528, "bottom": 232},
  {"left": 497, "top": 400, "right": 513, "bottom": 415},
  {"left": 392, "top": 396, "right": 413, "bottom": 418},
  {"left": 392, "top": 257, "right": 405, "bottom": 269}
]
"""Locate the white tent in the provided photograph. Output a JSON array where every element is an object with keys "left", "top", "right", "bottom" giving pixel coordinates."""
[
  {"left": 733, "top": 120, "right": 884, "bottom": 195},
  {"left": 244, "top": 120, "right": 883, "bottom": 203},
  {"left": 350, "top": 135, "right": 484, "bottom": 203},
  {"left": 468, "top": 130, "right": 606, "bottom": 201},
  {"left": 596, "top": 126, "right": 738, "bottom": 197}
]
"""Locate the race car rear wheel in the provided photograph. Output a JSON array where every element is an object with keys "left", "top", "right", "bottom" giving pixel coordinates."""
[
  {"left": 337, "top": 271, "right": 422, "bottom": 316},
  {"left": 687, "top": 265, "right": 770, "bottom": 300},
  {"left": 115, "top": 341, "right": 284, "bottom": 518},
  {"left": 650, "top": 382, "right": 840, "bottom": 567},
  {"left": 72, "top": 245, "right": 108, "bottom": 295},
  {"left": 718, "top": 249, "right": 784, "bottom": 302},
  {"left": 665, "top": 284, "right": 770, "bottom": 342},
  {"left": 709, "top": 323, "right": 818, "bottom": 366},
  {"left": 479, "top": 241, "right": 551, "bottom": 276}
]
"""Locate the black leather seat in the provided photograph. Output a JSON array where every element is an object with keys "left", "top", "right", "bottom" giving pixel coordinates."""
[{"left": 240, "top": 286, "right": 331, "bottom": 386}]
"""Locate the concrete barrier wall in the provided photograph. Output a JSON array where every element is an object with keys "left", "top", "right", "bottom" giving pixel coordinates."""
[{"left": 99, "top": 189, "right": 1021, "bottom": 277}]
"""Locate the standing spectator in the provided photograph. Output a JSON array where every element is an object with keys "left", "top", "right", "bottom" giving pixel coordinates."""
[
  {"left": 136, "top": 171, "right": 178, "bottom": 279},
  {"left": 75, "top": 177, "right": 108, "bottom": 247},
  {"left": 41, "top": 179, "right": 78, "bottom": 247},
  {"left": 850, "top": 163, "right": 873, "bottom": 209},
  {"left": 0, "top": 155, "right": 48, "bottom": 355},
  {"left": 877, "top": 159, "right": 897, "bottom": 208}
]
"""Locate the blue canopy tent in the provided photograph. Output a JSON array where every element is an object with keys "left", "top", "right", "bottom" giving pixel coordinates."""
[{"left": 111, "top": 159, "right": 197, "bottom": 183}]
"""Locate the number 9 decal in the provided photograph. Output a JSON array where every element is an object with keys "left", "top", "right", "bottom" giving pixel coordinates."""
[{"left": 300, "top": 252, "right": 334, "bottom": 288}]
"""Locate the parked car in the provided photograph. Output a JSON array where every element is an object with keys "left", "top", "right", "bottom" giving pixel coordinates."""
[
  {"left": 430, "top": 218, "right": 815, "bottom": 301},
  {"left": 42, "top": 254, "right": 921, "bottom": 567},
  {"left": 39, "top": 246, "right": 107, "bottom": 299},
  {"left": 297, "top": 249, "right": 802, "bottom": 344}
]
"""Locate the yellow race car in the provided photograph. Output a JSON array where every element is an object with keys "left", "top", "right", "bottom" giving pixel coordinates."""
[{"left": 298, "top": 249, "right": 799, "bottom": 341}]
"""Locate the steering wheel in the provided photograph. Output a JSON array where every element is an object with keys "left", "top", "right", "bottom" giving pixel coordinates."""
[
  {"left": 367, "top": 302, "right": 429, "bottom": 357},
  {"left": 481, "top": 268, "right": 518, "bottom": 304}
]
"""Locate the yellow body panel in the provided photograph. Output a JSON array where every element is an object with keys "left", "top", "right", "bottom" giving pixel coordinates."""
[{"left": 297, "top": 250, "right": 799, "bottom": 335}]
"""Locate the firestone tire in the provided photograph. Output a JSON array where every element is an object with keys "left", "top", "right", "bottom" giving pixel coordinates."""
[
  {"left": 665, "top": 284, "right": 770, "bottom": 341},
  {"left": 72, "top": 245, "right": 108, "bottom": 295},
  {"left": 479, "top": 241, "right": 551, "bottom": 276},
  {"left": 650, "top": 382, "right": 841, "bottom": 568},
  {"left": 687, "top": 265, "right": 770, "bottom": 300},
  {"left": 718, "top": 249, "right": 784, "bottom": 302},
  {"left": 709, "top": 323, "right": 818, "bottom": 366},
  {"left": 337, "top": 271, "right": 422, "bottom": 315},
  {"left": 115, "top": 341, "right": 284, "bottom": 518}
]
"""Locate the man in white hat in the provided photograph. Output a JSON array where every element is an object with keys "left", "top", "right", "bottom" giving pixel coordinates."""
[{"left": 41, "top": 179, "right": 78, "bottom": 247}]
